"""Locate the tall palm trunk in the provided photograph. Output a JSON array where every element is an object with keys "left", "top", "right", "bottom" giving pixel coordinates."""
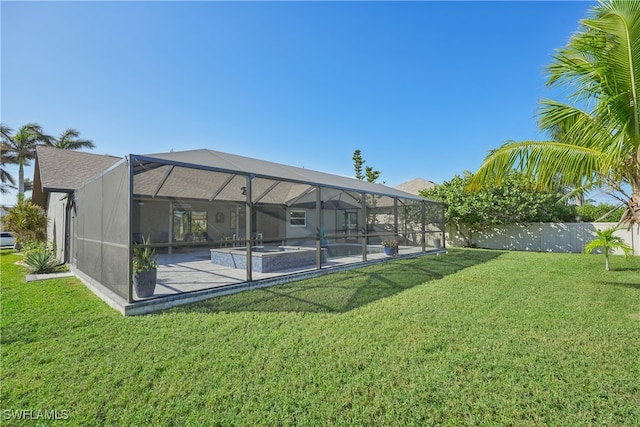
[
  {"left": 625, "top": 192, "right": 640, "bottom": 228},
  {"left": 18, "top": 160, "right": 24, "bottom": 194},
  {"left": 621, "top": 171, "right": 640, "bottom": 227}
]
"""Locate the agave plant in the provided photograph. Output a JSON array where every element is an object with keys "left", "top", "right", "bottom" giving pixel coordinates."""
[
  {"left": 132, "top": 236, "right": 158, "bottom": 273},
  {"left": 24, "top": 243, "right": 59, "bottom": 274}
]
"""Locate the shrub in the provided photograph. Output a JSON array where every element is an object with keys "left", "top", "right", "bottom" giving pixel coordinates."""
[
  {"left": 1, "top": 194, "right": 47, "bottom": 246},
  {"left": 24, "top": 243, "right": 59, "bottom": 274},
  {"left": 576, "top": 203, "right": 625, "bottom": 222}
]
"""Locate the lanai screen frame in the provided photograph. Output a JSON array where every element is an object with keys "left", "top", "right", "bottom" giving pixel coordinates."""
[{"left": 126, "top": 151, "right": 445, "bottom": 302}]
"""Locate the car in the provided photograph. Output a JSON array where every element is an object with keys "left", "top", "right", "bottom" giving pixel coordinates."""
[{"left": 0, "top": 231, "right": 15, "bottom": 247}]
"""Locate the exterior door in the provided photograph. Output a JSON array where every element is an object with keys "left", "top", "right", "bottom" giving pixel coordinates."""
[{"left": 343, "top": 210, "right": 358, "bottom": 240}]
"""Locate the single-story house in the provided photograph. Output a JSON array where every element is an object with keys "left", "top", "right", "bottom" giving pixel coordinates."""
[{"left": 33, "top": 146, "right": 445, "bottom": 314}]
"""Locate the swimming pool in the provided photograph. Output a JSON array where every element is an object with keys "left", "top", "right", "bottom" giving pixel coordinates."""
[{"left": 210, "top": 246, "right": 327, "bottom": 273}]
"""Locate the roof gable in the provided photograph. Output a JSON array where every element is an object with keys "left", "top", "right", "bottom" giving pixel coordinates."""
[{"left": 32, "top": 146, "right": 122, "bottom": 206}]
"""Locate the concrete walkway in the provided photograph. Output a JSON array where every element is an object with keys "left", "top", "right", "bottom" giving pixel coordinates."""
[{"left": 26, "top": 272, "right": 75, "bottom": 282}]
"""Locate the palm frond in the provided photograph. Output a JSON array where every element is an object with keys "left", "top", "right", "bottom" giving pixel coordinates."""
[
  {"left": 469, "top": 140, "right": 603, "bottom": 191},
  {"left": 54, "top": 128, "right": 95, "bottom": 150}
]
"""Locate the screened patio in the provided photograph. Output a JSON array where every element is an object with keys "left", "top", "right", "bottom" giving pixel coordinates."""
[{"left": 70, "top": 149, "right": 445, "bottom": 311}]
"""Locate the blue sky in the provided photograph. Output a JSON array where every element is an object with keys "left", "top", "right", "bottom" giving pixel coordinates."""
[{"left": 2, "top": 0, "right": 594, "bottom": 206}]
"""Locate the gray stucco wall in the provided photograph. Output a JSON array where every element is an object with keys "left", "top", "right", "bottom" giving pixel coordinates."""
[{"left": 46, "top": 192, "right": 68, "bottom": 262}]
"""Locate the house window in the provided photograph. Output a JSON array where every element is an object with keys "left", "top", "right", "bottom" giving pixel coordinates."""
[{"left": 289, "top": 210, "right": 306, "bottom": 227}]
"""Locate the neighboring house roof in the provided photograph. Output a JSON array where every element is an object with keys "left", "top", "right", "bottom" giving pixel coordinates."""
[
  {"left": 135, "top": 149, "right": 428, "bottom": 202},
  {"left": 32, "top": 146, "right": 122, "bottom": 207},
  {"left": 394, "top": 178, "right": 437, "bottom": 196}
]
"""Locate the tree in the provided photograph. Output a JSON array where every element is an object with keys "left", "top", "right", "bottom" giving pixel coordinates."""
[
  {"left": 1, "top": 124, "right": 95, "bottom": 196},
  {"left": 470, "top": 0, "right": 640, "bottom": 229},
  {"left": 0, "top": 123, "right": 51, "bottom": 194},
  {"left": 422, "top": 172, "right": 576, "bottom": 247},
  {"left": 53, "top": 128, "right": 95, "bottom": 150},
  {"left": 1, "top": 145, "right": 17, "bottom": 195},
  {"left": 352, "top": 149, "right": 381, "bottom": 183},
  {"left": 352, "top": 149, "right": 384, "bottom": 225},
  {"left": 22, "top": 178, "right": 34, "bottom": 193},
  {"left": 0, "top": 163, "right": 16, "bottom": 194},
  {"left": 353, "top": 149, "right": 364, "bottom": 180},
  {"left": 576, "top": 202, "right": 625, "bottom": 222},
  {"left": 584, "top": 227, "right": 633, "bottom": 271},
  {"left": 1, "top": 124, "right": 18, "bottom": 194},
  {"left": 1, "top": 193, "right": 47, "bottom": 246}
]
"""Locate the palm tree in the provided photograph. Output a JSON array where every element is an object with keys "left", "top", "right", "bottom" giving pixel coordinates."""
[
  {"left": 53, "top": 128, "right": 94, "bottom": 150},
  {"left": 1, "top": 123, "right": 52, "bottom": 195},
  {"left": 584, "top": 227, "right": 633, "bottom": 271},
  {"left": 470, "top": 0, "right": 640, "bottom": 229},
  {"left": 1, "top": 152, "right": 17, "bottom": 194},
  {"left": 22, "top": 178, "right": 34, "bottom": 193},
  {"left": 1, "top": 124, "right": 18, "bottom": 194}
]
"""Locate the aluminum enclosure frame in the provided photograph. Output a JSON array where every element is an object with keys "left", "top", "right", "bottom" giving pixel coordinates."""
[{"left": 71, "top": 150, "right": 445, "bottom": 306}]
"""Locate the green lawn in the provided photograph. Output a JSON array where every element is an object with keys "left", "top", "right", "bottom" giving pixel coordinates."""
[{"left": 1, "top": 248, "right": 639, "bottom": 426}]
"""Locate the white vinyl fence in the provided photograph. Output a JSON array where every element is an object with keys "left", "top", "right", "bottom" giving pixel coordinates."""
[{"left": 446, "top": 222, "right": 639, "bottom": 256}]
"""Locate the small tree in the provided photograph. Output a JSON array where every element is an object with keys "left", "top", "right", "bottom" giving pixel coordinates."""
[
  {"left": 1, "top": 194, "right": 47, "bottom": 247},
  {"left": 584, "top": 227, "right": 633, "bottom": 271},
  {"left": 352, "top": 149, "right": 383, "bottom": 226},
  {"left": 352, "top": 149, "right": 381, "bottom": 183},
  {"left": 353, "top": 149, "right": 364, "bottom": 181}
]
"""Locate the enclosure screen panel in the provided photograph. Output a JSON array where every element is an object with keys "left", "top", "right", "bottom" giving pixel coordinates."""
[{"left": 73, "top": 162, "right": 130, "bottom": 300}]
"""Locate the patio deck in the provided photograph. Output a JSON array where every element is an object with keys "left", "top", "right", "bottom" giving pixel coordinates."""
[
  {"left": 153, "top": 246, "right": 422, "bottom": 296},
  {"left": 72, "top": 246, "right": 445, "bottom": 315}
]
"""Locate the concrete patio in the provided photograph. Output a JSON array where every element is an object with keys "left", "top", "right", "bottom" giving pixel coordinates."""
[
  {"left": 72, "top": 245, "right": 445, "bottom": 315},
  {"left": 152, "top": 246, "right": 423, "bottom": 297}
]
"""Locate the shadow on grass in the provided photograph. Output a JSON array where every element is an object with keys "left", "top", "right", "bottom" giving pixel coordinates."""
[
  {"left": 596, "top": 280, "right": 640, "bottom": 290},
  {"left": 168, "top": 249, "right": 504, "bottom": 314}
]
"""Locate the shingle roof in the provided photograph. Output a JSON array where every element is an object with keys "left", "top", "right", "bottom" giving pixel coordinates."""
[
  {"left": 394, "top": 178, "right": 436, "bottom": 196},
  {"left": 32, "top": 146, "right": 437, "bottom": 207},
  {"left": 32, "top": 146, "right": 122, "bottom": 206}
]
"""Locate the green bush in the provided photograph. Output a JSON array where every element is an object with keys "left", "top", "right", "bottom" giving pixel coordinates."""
[
  {"left": 23, "top": 242, "right": 59, "bottom": 274},
  {"left": 1, "top": 194, "right": 47, "bottom": 246},
  {"left": 576, "top": 203, "right": 625, "bottom": 222}
]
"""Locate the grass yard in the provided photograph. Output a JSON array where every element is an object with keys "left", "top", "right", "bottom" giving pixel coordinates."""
[{"left": 1, "top": 248, "right": 639, "bottom": 426}]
